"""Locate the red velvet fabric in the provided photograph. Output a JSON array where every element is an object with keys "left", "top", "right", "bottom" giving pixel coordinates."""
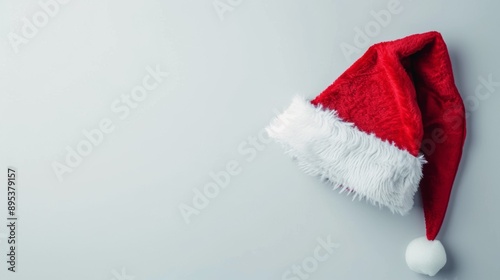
[{"left": 311, "top": 31, "right": 466, "bottom": 240}]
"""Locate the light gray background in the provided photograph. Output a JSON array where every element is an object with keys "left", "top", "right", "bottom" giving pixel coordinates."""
[{"left": 0, "top": 0, "right": 499, "bottom": 279}]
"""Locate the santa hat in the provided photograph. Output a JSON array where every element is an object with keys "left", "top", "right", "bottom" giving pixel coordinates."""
[{"left": 266, "top": 31, "right": 466, "bottom": 276}]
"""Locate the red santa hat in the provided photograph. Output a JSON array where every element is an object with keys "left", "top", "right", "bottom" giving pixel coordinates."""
[{"left": 266, "top": 31, "right": 466, "bottom": 276}]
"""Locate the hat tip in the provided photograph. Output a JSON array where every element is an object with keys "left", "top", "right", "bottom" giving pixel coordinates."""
[{"left": 405, "top": 236, "right": 447, "bottom": 276}]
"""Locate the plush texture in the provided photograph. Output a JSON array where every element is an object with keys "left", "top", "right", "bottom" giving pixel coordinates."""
[
  {"left": 267, "top": 31, "right": 466, "bottom": 276},
  {"left": 266, "top": 96, "right": 425, "bottom": 214},
  {"left": 405, "top": 236, "right": 447, "bottom": 276}
]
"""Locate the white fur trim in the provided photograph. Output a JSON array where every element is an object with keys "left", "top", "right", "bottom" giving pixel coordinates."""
[{"left": 266, "top": 96, "right": 425, "bottom": 215}]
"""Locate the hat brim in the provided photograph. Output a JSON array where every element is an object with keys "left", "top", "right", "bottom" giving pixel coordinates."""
[{"left": 266, "top": 96, "right": 426, "bottom": 215}]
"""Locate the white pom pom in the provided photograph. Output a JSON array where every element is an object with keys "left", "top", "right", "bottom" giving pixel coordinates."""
[{"left": 405, "top": 236, "right": 447, "bottom": 276}]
